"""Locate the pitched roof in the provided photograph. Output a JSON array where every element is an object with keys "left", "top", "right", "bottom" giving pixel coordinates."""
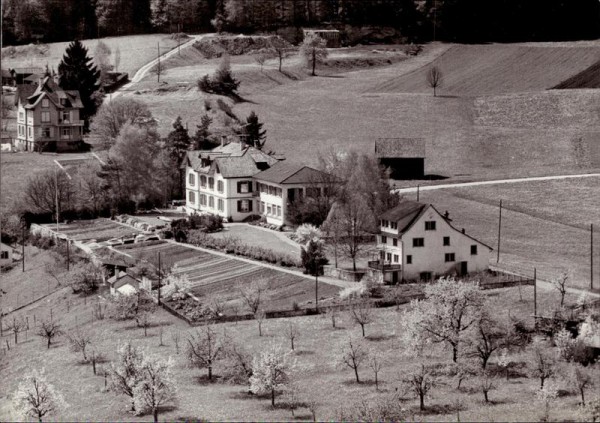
[
  {"left": 254, "top": 162, "right": 329, "bottom": 184},
  {"left": 380, "top": 200, "right": 428, "bottom": 233},
  {"left": 15, "top": 84, "right": 37, "bottom": 105},
  {"left": 186, "top": 143, "right": 280, "bottom": 178},
  {"left": 17, "top": 77, "right": 83, "bottom": 109},
  {"left": 11, "top": 67, "right": 44, "bottom": 74},
  {"left": 375, "top": 138, "right": 426, "bottom": 158},
  {"left": 216, "top": 154, "right": 266, "bottom": 178}
]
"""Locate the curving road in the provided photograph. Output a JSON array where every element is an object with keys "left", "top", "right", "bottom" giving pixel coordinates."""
[{"left": 105, "top": 33, "right": 213, "bottom": 103}]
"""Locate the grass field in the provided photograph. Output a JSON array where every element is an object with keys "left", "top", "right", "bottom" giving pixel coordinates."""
[
  {"left": 0, "top": 281, "right": 590, "bottom": 422},
  {"left": 1, "top": 34, "right": 181, "bottom": 79},
  {"left": 416, "top": 177, "right": 600, "bottom": 288},
  {"left": 210, "top": 224, "right": 301, "bottom": 257}
]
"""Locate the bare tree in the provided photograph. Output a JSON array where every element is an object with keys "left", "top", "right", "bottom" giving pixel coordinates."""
[
  {"left": 109, "top": 342, "right": 144, "bottom": 412},
  {"left": 426, "top": 65, "right": 443, "bottom": 97},
  {"left": 209, "top": 297, "right": 225, "bottom": 318},
  {"left": 255, "top": 309, "right": 266, "bottom": 337},
  {"left": 186, "top": 325, "right": 223, "bottom": 381},
  {"left": 7, "top": 316, "right": 25, "bottom": 344},
  {"left": 552, "top": 272, "right": 569, "bottom": 307},
  {"left": 570, "top": 364, "right": 596, "bottom": 406},
  {"left": 240, "top": 282, "right": 266, "bottom": 315},
  {"left": 340, "top": 337, "right": 368, "bottom": 383},
  {"left": 285, "top": 321, "right": 300, "bottom": 351},
  {"left": 300, "top": 33, "right": 328, "bottom": 76},
  {"left": 467, "top": 313, "right": 509, "bottom": 369},
  {"left": 136, "top": 310, "right": 152, "bottom": 337},
  {"left": 528, "top": 339, "right": 557, "bottom": 388},
  {"left": 479, "top": 370, "right": 496, "bottom": 403},
  {"left": 133, "top": 354, "right": 177, "bottom": 423},
  {"left": 367, "top": 349, "right": 386, "bottom": 391},
  {"left": 254, "top": 53, "right": 267, "bottom": 71},
  {"left": 171, "top": 331, "right": 181, "bottom": 354},
  {"left": 269, "top": 36, "right": 290, "bottom": 72},
  {"left": 36, "top": 319, "right": 62, "bottom": 349},
  {"left": 67, "top": 329, "right": 92, "bottom": 362},
  {"left": 350, "top": 300, "right": 374, "bottom": 337},
  {"left": 88, "top": 345, "right": 105, "bottom": 375},
  {"left": 406, "top": 364, "right": 436, "bottom": 411}
]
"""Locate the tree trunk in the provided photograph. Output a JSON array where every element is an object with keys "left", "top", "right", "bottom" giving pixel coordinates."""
[
  {"left": 361, "top": 324, "right": 365, "bottom": 337},
  {"left": 354, "top": 366, "right": 360, "bottom": 383},
  {"left": 484, "top": 391, "right": 489, "bottom": 403},
  {"left": 482, "top": 356, "right": 488, "bottom": 369},
  {"left": 311, "top": 49, "right": 316, "bottom": 76},
  {"left": 291, "top": 338, "right": 294, "bottom": 350},
  {"left": 375, "top": 373, "right": 378, "bottom": 391},
  {"left": 153, "top": 407, "right": 158, "bottom": 423},
  {"left": 433, "top": 86, "right": 436, "bottom": 97},
  {"left": 452, "top": 345, "right": 458, "bottom": 363},
  {"left": 271, "top": 388, "right": 275, "bottom": 406},
  {"left": 258, "top": 321, "right": 262, "bottom": 337},
  {"left": 208, "top": 366, "right": 212, "bottom": 381},
  {"left": 144, "top": 325, "right": 147, "bottom": 337},
  {"left": 278, "top": 55, "right": 282, "bottom": 72},
  {"left": 581, "top": 388, "right": 585, "bottom": 406},
  {"left": 540, "top": 377, "right": 545, "bottom": 389},
  {"left": 92, "top": 359, "right": 97, "bottom": 375},
  {"left": 47, "top": 338, "right": 51, "bottom": 349},
  {"left": 419, "top": 394, "right": 425, "bottom": 411}
]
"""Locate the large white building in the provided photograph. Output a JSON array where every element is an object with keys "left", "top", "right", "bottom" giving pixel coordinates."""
[
  {"left": 370, "top": 200, "right": 492, "bottom": 283},
  {"left": 183, "top": 142, "right": 281, "bottom": 221}
]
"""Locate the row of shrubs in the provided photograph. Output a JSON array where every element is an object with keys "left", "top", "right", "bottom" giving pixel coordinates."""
[{"left": 186, "top": 230, "right": 301, "bottom": 268}]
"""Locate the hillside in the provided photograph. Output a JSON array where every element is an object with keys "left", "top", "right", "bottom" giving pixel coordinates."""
[
  {"left": 367, "top": 43, "right": 600, "bottom": 96},
  {"left": 554, "top": 59, "right": 600, "bottom": 89},
  {"left": 1, "top": 34, "right": 180, "bottom": 78}
]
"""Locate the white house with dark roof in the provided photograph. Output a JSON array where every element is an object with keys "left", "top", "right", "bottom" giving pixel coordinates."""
[
  {"left": 371, "top": 200, "right": 492, "bottom": 283},
  {"left": 0, "top": 242, "right": 13, "bottom": 267},
  {"left": 15, "top": 76, "right": 85, "bottom": 152},
  {"left": 375, "top": 137, "right": 426, "bottom": 179},
  {"left": 183, "top": 141, "right": 281, "bottom": 221},
  {"left": 254, "top": 161, "right": 332, "bottom": 226}
]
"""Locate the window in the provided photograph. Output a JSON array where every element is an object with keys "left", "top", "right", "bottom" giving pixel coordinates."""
[
  {"left": 413, "top": 238, "right": 424, "bottom": 247},
  {"left": 200, "top": 176, "right": 207, "bottom": 188},
  {"left": 443, "top": 236, "right": 450, "bottom": 246},
  {"left": 277, "top": 206, "right": 281, "bottom": 217},
  {"left": 61, "top": 111, "right": 70, "bottom": 122},
  {"left": 268, "top": 185, "right": 275, "bottom": 195},
  {"left": 238, "top": 200, "right": 252, "bottom": 213},
  {"left": 188, "top": 173, "right": 195, "bottom": 186},
  {"left": 238, "top": 181, "right": 251, "bottom": 193},
  {"left": 188, "top": 191, "right": 195, "bottom": 204},
  {"left": 425, "top": 221, "right": 436, "bottom": 231},
  {"left": 42, "top": 98, "right": 49, "bottom": 108},
  {"left": 260, "top": 202, "right": 265, "bottom": 213},
  {"left": 217, "top": 180, "right": 224, "bottom": 193},
  {"left": 277, "top": 188, "right": 282, "bottom": 197},
  {"left": 386, "top": 252, "right": 392, "bottom": 262},
  {"left": 208, "top": 196, "right": 214, "bottom": 208},
  {"left": 61, "top": 127, "right": 71, "bottom": 137},
  {"left": 393, "top": 254, "right": 399, "bottom": 263},
  {"left": 445, "top": 253, "right": 455, "bottom": 262},
  {"left": 392, "top": 238, "right": 398, "bottom": 247},
  {"left": 19, "top": 112, "right": 24, "bottom": 121},
  {"left": 267, "top": 205, "right": 272, "bottom": 215},
  {"left": 28, "top": 127, "right": 32, "bottom": 138},
  {"left": 218, "top": 199, "right": 224, "bottom": 212},
  {"left": 420, "top": 272, "right": 432, "bottom": 281},
  {"left": 471, "top": 245, "right": 478, "bottom": 255},
  {"left": 406, "top": 255, "right": 412, "bottom": 264},
  {"left": 41, "top": 111, "right": 50, "bottom": 123},
  {"left": 391, "top": 222, "right": 398, "bottom": 230},
  {"left": 381, "top": 235, "right": 387, "bottom": 244},
  {"left": 42, "top": 127, "right": 51, "bottom": 138},
  {"left": 200, "top": 194, "right": 207, "bottom": 206},
  {"left": 1, "top": 251, "right": 8, "bottom": 259},
  {"left": 18, "top": 125, "right": 23, "bottom": 135},
  {"left": 208, "top": 177, "right": 214, "bottom": 190}
]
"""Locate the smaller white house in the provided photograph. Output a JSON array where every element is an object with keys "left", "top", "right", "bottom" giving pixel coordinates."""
[
  {"left": 370, "top": 200, "right": 492, "bottom": 283},
  {"left": 107, "top": 271, "right": 140, "bottom": 296},
  {"left": 254, "top": 162, "right": 332, "bottom": 226},
  {"left": 1, "top": 243, "right": 13, "bottom": 267}
]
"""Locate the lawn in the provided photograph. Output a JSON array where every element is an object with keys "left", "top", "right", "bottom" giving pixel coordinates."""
[
  {"left": 1, "top": 34, "right": 181, "bottom": 78},
  {"left": 209, "top": 224, "right": 301, "bottom": 257},
  {"left": 416, "top": 178, "right": 599, "bottom": 288},
  {"left": 0, "top": 281, "right": 591, "bottom": 422}
]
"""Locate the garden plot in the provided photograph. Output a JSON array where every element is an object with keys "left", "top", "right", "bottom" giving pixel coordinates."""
[
  {"left": 40, "top": 219, "right": 137, "bottom": 242},
  {"left": 114, "top": 241, "right": 209, "bottom": 270}
]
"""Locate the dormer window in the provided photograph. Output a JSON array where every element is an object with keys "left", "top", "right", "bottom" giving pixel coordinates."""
[
  {"left": 60, "top": 98, "right": 67, "bottom": 106},
  {"left": 41, "top": 98, "right": 49, "bottom": 108}
]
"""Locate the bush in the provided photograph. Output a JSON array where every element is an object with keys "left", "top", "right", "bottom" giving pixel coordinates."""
[{"left": 571, "top": 340, "right": 597, "bottom": 366}]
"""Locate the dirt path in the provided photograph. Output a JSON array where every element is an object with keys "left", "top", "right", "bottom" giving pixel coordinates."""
[
  {"left": 394, "top": 173, "right": 600, "bottom": 194},
  {"left": 106, "top": 33, "right": 213, "bottom": 103}
]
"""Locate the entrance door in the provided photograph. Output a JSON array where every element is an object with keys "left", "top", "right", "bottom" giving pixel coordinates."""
[
  {"left": 460, "top": 261, "right": 468, "bottom": 276},
  {"left": 392, "top": 271, "right": 398, "bottom": 284}
]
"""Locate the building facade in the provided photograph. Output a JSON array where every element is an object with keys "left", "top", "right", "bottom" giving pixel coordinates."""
[
  {"left": 370, "top": 201, "right": 492, "bottom": 283},
  {"left": 15, "top": 76, "right": 85, "bottom": 152},
  {"left": 0, "top": 243, "right": 13, "bottom": 267}
]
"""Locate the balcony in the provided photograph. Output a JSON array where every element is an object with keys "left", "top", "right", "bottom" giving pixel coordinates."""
[
  {"left": 58, "top": 119, "right": 84, "bottom": 126},
  {"left": 368, "top": 260, "right": 402, "bottom": 272}
]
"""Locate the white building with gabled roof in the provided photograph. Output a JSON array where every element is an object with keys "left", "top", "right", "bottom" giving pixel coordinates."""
[{"left": 370, "top": 200, "right": 492, "bottom": 283}]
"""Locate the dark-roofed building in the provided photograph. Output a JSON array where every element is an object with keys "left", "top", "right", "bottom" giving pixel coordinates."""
[
  {"left": 10, "top": 67, "right": 44, "bottom": 85},
  {"left": 183, "top": 140, "right": 283, "bottom": 221},
  {"left": 254, "top": 161, "right": 332, "bottom": 226},
  {"left": 375, "top": 138, "right": 426, "bottom": 179},
  {"left": 15, "top": 76, "right": 85, "bottom": 152},
  {"left": 370, "top": 200, "right": 492, "bottom": 283}
]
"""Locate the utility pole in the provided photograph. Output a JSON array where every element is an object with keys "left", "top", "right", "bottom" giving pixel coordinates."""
[
  {"left": 533, "top": 267, "right": 537, "bottom": 318},
  {"left": 55, "top": 168, "right": 60, "bottom": 234},
  {"left": 66, "top": 240, "right": 70, "bottom": 271},
  {"left": 157, "top": 252, "right": 162, "bottom": 306},
  {"left": 22, "top": 223, "right": 25, "bottom": 272},
  {"left": 592, "top": 223, "right": 594, "bottom": 290},
  {"left": 496, "top": 200, "right": 502, "bottom": 263},
  {"left": 315, "top": 273, "right": 318, "bottom": 314},
  {"left": 417, "top": 185, "right": 420, "bottom": 202},
  {"left": 157, "top": 43, "right": 161, "bottom": 83}
]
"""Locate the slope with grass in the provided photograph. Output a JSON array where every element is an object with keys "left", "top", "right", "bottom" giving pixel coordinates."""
[
  {"left": 1, "top": 34, "right": 181, "bottom": 78},
  {"left": 368, "top": 43, "right": 600, "bottom": 96}
]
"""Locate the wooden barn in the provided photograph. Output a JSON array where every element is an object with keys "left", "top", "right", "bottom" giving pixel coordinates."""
[{"left": 375, "top": 138, "right": 426, "bottom": 179}]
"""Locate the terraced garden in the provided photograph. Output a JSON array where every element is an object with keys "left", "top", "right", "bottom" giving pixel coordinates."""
[{"left": 39, "top": 219, "right": 137, "bottom": 242}]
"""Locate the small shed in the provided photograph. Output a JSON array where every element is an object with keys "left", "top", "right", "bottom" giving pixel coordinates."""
[
  {"left": 303, "top": 29, "right": 341, "bottom": 48},
  {"left": 1, "top": 242, "right": 13, "bottom": 267},
  {"left": 375, "top": 138, "right": 426, "bottom": 179}
]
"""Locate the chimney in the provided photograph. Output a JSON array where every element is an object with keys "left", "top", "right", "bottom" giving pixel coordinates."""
[
  {"left": 444, "top": 210, "right": 449, "bottom": 219},
  {"left": 221, "top": 135, "right": 226, "bottom": 147},
  {"left": 461, "top": 228, "right": 465, "bottom": 234}
]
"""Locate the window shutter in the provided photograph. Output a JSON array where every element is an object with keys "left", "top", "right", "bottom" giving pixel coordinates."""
[
  {"left": 237, "top": 181, "right": 242, "bottom": 193},
  {"left": 247, "top": 182, "right": 253, "bottom": 192},
  {"left": 248, "top": 201, "right": 253, "bottom": 212},
  {"left": 237, "top": 201, "right": 241, "bottom": 212}
]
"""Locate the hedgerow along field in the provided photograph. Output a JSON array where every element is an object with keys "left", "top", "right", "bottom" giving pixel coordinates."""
[{"left": 0, "top": 279, "right": 588, "bottom": 422}]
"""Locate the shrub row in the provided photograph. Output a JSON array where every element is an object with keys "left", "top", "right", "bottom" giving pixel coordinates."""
[{"left": 186, "top": 230, "right": 301, "bottom": 268}]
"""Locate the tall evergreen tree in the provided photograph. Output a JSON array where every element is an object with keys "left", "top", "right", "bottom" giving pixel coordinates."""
[
  {"left": 58, "top": 40, "right": 102, "bottom": 132},
  {"left": 165, "top": 116, "right": 191, "bottom": 198},
  {"left": 192, "top": 114, "right": 219, "bottom": 150},
  {"left": 244, "top": 111, "right": 266, "bottom": 150}
]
